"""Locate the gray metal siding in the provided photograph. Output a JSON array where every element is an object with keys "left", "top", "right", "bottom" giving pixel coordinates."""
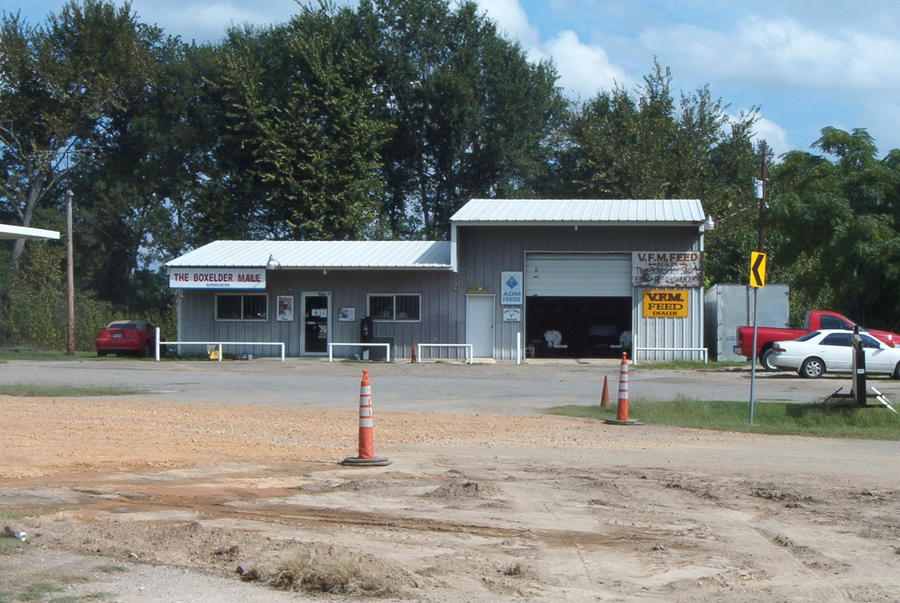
[
  {"left": 177, "top": 269, "right": 457, "bottom": 358},
  {"left": 456, "top": 225, "right": 704, "bottom": 360},
  {"left": 633, "top": 286, "right": 705, "bottom": 362}
]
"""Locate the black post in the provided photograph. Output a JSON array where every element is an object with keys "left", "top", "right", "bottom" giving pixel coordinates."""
[{"left": 851, "top": 326, "right": 866, "bottom": 406}]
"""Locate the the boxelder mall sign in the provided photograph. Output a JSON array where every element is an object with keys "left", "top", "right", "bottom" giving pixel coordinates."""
[{"left": 169, "top": 268, "right": 266, "bottom": 290}]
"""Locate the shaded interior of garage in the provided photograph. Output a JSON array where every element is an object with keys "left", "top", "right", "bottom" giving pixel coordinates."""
[{"left": 526, "top": 296, "right": 631, "bottom": 357}]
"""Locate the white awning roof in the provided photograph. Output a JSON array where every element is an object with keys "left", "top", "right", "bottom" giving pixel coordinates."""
[
  {"left": 166, "top": 240, "right": 452, "bottom": 270},
  {"left": 0, "top": 224, "right": 61, "bottom": 240},
  {"left": 451, "top": 199, "right": 706, "bottom": 225}
]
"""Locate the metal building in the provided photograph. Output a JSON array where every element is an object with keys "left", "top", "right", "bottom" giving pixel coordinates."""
[{"left": 166, "top": 198, "right": 709, "bottom": 361}]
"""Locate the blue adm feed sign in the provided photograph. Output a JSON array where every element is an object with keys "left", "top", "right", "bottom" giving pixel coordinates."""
[{"left": 501, "top": 271, "right": 523, "bottom": 305}]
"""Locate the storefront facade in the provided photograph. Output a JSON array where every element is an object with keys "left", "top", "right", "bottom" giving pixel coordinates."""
[{"left": 167, "top": 199, "right": 708, "bottom": 361}]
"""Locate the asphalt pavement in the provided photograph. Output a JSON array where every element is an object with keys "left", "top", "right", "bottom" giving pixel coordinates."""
[{"left": 4, "top": 357, "right": 899, "bottom": 415}]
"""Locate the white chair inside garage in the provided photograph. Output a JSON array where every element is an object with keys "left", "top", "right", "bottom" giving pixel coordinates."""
[{"left": 543, "top": 329, "right": 568, "bottom": 355}]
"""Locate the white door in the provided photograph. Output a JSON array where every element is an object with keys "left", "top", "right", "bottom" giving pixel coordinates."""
[
  {"left": 301, "top": 292, "right": 331, "bottom": 355},
  {"left": 466, "top": 295, "right": 494, "bottom": 357}
]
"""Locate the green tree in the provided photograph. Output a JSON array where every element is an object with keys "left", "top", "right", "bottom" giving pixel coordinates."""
[
  {"left": 190, "top": 4, "right": 389, "bottom": 242},
  {"left": 72, "top": 36, "right": 214, "bottom": 310},
  {"left": 768, "top": 127, "right": 899, "bottom": 329},
  {"left": 358, "top": 0, "right": 565, "bottom": 238},
  {"left": 0, "top": 0, "right": 156, "bottom": 271},
  {"left": 554, "top": 61, "right": 761, "bottom": 284}
]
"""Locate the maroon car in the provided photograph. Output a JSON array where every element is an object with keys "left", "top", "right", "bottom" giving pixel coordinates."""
[{"left": 95, "top": 321, "right": 159, "bottom": 357}]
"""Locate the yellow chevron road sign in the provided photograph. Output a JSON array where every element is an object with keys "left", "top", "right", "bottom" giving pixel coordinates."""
[{"left": 750, "top": 252, "right": 767, "bottom": 288}]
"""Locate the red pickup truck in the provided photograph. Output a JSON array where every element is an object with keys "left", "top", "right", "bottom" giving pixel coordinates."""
[{"left": 735, "top": 310, "right": 900, "bottom": 370}]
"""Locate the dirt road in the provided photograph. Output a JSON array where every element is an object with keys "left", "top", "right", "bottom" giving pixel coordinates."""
[{"left": 1, "top": 389, "right": 898, "bottom": 602}]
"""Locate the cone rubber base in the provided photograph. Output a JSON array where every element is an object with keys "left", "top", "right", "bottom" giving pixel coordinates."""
[
  {"left": 605, "top": 419, "right": 643, "bottom": 425},
  {"left": 340, "top": 456, "right": 392, "bottom": 466}
]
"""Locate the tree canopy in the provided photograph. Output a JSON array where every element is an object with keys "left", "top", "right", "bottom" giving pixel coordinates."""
[{"left": 768, "top": 127, "right": 899, "bottom": 328}]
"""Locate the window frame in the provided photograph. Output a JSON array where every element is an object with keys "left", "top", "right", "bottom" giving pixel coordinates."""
[
  {"left": 215, "top": 293, "right": 269, "bottom": 321},
  {"left": 366, "top": 293, "right": 422, "bottom": 323}
]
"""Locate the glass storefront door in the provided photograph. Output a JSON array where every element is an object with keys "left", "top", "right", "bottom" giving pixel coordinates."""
[{"left": 302, "top": 292, "right": 331, "bottom": 355}]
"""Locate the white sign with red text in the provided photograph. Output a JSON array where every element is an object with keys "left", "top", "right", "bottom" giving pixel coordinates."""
[{"left": 168, "top": 268, "right": 266, "bottom": 290}]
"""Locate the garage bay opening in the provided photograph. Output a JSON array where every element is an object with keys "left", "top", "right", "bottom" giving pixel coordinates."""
[{"left": 526, "top": 296, "right": 631, "bottom": 358}]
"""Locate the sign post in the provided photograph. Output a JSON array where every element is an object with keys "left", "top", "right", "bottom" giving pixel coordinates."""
[{"left": 748, "top": 252, "right": 767, "bottom": 424}]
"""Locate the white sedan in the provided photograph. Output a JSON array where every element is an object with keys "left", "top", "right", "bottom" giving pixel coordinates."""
[{"left": 771, "top": 329, "right": 900, "bottom": 379}]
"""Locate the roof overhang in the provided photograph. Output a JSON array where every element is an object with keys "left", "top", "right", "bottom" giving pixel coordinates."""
[
  {"left": 0, "top": 224, "right": 61, "bottom": 241},
  {"left": 451, "top": 220, "right": 702, "bottom": 228}
]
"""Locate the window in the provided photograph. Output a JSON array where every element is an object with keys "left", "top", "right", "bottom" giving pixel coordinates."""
[
  {"left": 367, "top": 294, "right": 421, "bottom": 321},
  {"left": 216, "top": 294, "right": 268, "bottom": 320},
  {"left": 821, "top": 333, "right": 851, "bottom": 346},
  {"left": 820, "top": 315, "right": 852, "bottom": 330},
  {"left": 861, "top": 334, "right": 882, "bottom": 349}
]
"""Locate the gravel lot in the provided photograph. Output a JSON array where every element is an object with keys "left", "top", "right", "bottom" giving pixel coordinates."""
[{"left": 1, "top": 359, "right": 898, "bottom": 601}]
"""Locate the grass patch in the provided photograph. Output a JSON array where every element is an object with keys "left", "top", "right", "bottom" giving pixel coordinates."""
[
  {"left": 19, "top": 582, "right": 63, "bottom": 601},
  {"left": 0, "top": 538, "right": 24, "bottom": 555},
  {"left": 49, "top": 594, "right": 116, "bottom": 603},
  {"left": 0, "top": 350, "right": 104, "bottom": 361},
  {"left": 0, "top": 383, "right": 143, "bottom": 397},
  {"left": 261, "top": 551, "right": 394, "bottom": 597},
  {"left": 93, "top": 565, "right": 127, "bottom": 574},
  {"left": 545, "top": 397, "right": 900, "bottom": 439}
]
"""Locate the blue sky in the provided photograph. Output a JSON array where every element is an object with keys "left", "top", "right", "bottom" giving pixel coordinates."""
[{"left": 6, "top": 0, "right": 899, "bottom": 157}]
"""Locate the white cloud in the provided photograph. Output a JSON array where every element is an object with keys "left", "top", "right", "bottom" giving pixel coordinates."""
[
  {"left": 538, "top": 31, "right": 632, "bottom": 99},
  {"left": 477, "top": 0, "right": 539, "bottom": 47},
  {"left": 131, "top": 0, "right": 297, "bottom": 41},
  {"left": 639, "top": 16, "right": 900, "bottom": 95},
  {"left": 477, "top": 0, "right": 630, "bottom": 100},
  {"left": 749, "top": 114, "right": 791, "bottom": 157}
]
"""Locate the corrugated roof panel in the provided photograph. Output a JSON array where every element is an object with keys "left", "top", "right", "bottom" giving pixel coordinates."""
[
  {"left": 450, "top": 198, "right": 705, "bottom": 223},
  {"left": 166, "top": 240, "right": 452, "bottom": 269}
]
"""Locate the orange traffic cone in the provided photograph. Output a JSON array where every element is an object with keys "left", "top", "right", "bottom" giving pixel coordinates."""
[
  {"left": 600, "top": 376, "right": 610, "bottom": 408},
  {"left": 606, "top": 353, "right": 642, "bottom": 425},
  {"left": 341, "top": 370, "right": 391, "bottom": 466}
]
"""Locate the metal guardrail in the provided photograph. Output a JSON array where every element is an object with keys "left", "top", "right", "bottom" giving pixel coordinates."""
[
  {"left": 632, "top": 347, "right": 707, "bottom": 365},
  {"left": 416, "top": 343, "right": 473, "bottom": 364},
  {"left": 328, "top": 342, "right": 391, "bottom": 363},
  {"left": 154, "top": 329, "right": 285, "bottom": 362}
]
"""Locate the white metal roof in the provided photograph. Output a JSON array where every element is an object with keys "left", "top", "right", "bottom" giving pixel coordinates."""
[
  {"left": 450, "top": 199, "right": 706, "bottom": 224},
  {"left": 166, "top": 240, "right": 452, "bottom": 270},
  {"left": 0, "top": 224, "right": 61, "bottom": 240}
]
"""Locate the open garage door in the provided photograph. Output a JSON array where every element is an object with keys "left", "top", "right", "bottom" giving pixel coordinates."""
[
  {"left": 525, "top": 253, "right": 631, "bottom": 296},
  {"left": 525, "top": 253, "right": 632, "bottom": 358}
]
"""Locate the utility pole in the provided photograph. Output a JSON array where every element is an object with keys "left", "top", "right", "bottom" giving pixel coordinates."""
[
  {"left": 749, "top": 140, "right": 770, "bottom": 424},
  {"left": 756, "top": 140, "right": 769, "bottom": 253},
  {"left": 66, "top": 189, "right": 75, "bottom": 355}
]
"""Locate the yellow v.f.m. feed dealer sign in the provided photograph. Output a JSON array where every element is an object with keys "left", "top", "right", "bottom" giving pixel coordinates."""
[{"left": 642, "top": 290, "right": 689, "bottom": 318}]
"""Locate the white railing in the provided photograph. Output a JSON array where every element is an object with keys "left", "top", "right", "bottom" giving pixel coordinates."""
[
  {"left": 632, "top": 347, "right": 707, "bottom": 365},
  {"left": 155, "top": 329, "right": 285, "bottom": 362},
  {"left": 416, "top": 343, "right": 474, "bottom": 364},
  {"left": 328, "top": 342, "right": 391, "bottom": 363}
]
